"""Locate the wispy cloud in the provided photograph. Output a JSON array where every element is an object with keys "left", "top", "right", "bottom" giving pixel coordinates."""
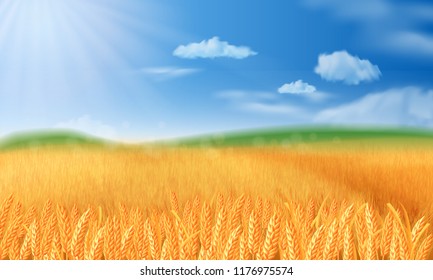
[
  {"left": 54, "top": 115, "right": 117, "bottom": 139},
  {"left": 241, "top": 102, "right": 304, "bottom": 116},
  {"left": 216, "top": 90, "right": 247, "bottom": 100},
  {"left": 303, "top": 0, "right": 433, "bottom": 58},
  {"left": 388, "top": 32, "right": 433, "bottom": 56},
  {"left": 217, "top": 86, "right": 433, "bottom": 128},
  {"left": 314, "top": 50, "right": 381, "bottom": 85},
  {"left": 302, "top": 91, "right": 330, "bottom": 102},
  {"left": 314, "top": 87, "right": 433, "bottom": 127},
  {"left": 216, "top": 90, "right": 277, "bottom": 102},
  {"left": 304, "top": 0, "right": 390, "bottom": 19},
  {"left": 173, "top": 36, "right": 257, "bottom": 59},
  {"left": 142, "top": 66, "right": 200, "bottom": 80},
  {"left": 216, "top": 89, "right": 309, "bottom": 118}
]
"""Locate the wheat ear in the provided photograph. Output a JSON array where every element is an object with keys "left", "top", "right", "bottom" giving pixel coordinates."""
[{"left": 70, "top": 209, "right": 91, "bottom": 260}]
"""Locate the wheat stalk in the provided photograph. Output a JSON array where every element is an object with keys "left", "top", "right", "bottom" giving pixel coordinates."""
[
  {"left": 56, "top": 205, "right": 70, "bottom": 257},
  {"left": 147, "top": 219, "right": 159, "bottom": 260},
  {"left": 338, "top": 204, "right": 354, "bottom": 254},
  {"left": 1, "top": 202, "right": 23, "bottom": 259},
  {"left": 380, "top": 212, "right": 393, "bottom": 258},
  {"left": 247, "top": 209, "right": 261, "bottom": 258},
  {"left": 261, "top": 212, "right": 281, "bottom": 260},
  {"left": 0, "top": 194, "right": 14, "bottom": 242},
  {"left": 284, "top": 220, "right": 300, "bottom": 260},
  {"left": 200, "top": 202, "right": 212, "bottom": 252},
  {"left": 415, "top": 233, "right": 433, "bottom": 260},
  {"left": 30, "top": 219, "right": 41, "bottom": 260},
  {"left": 365, "top": 204, "right": 377, "bottom": 260},
  {"left": 306, "top": 225, "right": 325, "bottom": 260},
  {"left": 323, "top": 219, "right": 338, "bottom": 260},
  {"left": 19, "top": 222, "right": 34, "bottom": 260},
  {"left": 70, "top": 209, "right": 91, "bottom": 260},
  {"left": 120, "top": 226, "right": 134, "bottom": 259},
  {"left": 163, "top": 215, "right": 178, "bottom": 259},
  {"left": 239, "top": 231, "right": 249, "bottom": 260},
  {"left": 222, "top": 226, "right": 242, "bottom": 260},
  {"left": 170, "top": 192, "right": 180, "bottom": 214},
  {"left": 343, "top": 225, "right": 354, "bottom": 260}
]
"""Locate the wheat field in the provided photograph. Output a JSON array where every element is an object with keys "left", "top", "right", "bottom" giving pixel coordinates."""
[{"left": 0, "top": 145, "right": 432, "bottom": 260}]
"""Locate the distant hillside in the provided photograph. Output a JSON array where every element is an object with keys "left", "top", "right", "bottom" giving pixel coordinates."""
[
  {"left": 0, "top": 130, "right": 110, "bottom": 151},
  {"left": 2, "top": 126, "right": 433, "bottom": 151},
  {"left": 159, "top": 126, "right": 433, "bottom": 147}
]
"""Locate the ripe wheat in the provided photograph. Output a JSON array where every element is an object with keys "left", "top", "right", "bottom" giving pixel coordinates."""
[{"left": 0, "top": 193, "right": 431, "bottom": 260}]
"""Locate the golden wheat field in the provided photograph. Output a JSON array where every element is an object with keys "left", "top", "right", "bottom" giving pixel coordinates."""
[{"left": 0, "top": 144, "right": 432, "bottom": 260}]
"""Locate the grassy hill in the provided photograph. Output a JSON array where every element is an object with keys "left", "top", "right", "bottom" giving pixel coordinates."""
[
  {"left": 159, "top": 126, "right": 433, "bottom": 147},
  {"left": 0, "top": 130, "right": 110, "bottom": 151},
  {"left": 2, "top": 126, "right": 433, "bottom": 151}
]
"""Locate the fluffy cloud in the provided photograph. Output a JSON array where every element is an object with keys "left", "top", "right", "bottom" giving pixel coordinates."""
[
  {"left": 54, "top": 115, "right": 117, "bottom": 139},
  {"left": 278, "top": 80, "right": 317, "bottom": 94},
  {"left": 314, "top": 50, "right": 381, "bottom": 85},
  {"left": 142, "top": 66, "right": 200, "bottom": 80},
  {"left": 314, "top": 87, "right": 433, "bottom": 126},
  {"left": 173, "top": 36, "right": 257, "bottom": 59},
  {"left": 277, "top": 80, "right": 328, "bottom": 102}
]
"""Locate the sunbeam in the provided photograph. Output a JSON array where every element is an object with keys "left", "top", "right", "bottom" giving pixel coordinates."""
[{"left": 0, "top": 0, "right": 172, "bottom": 138}]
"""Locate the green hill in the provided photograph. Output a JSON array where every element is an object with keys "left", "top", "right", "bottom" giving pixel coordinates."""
[
  {"left": 0, "top": 130, "right": 110, "bottom": 151},
  {"left": 2, "top": 126, "right": 433, "bottom": 151},
  {"left": 159, "top": 126, "right": 433, "bottom": 147}
]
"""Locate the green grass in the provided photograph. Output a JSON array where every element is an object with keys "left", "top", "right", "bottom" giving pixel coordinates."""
[
  {"left": 2, "top": 126, "right": 433, "bottom": 151},
  {"left": 0, "top": 130, "right": 110, "bottom": 151},
  {"left": 158, "top": 125, "right": 433, "bottom": 147}
]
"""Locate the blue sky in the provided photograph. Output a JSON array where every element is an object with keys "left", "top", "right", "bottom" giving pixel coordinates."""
[{"left": 1, "top": 0, "right": 433, "bottom": 141}]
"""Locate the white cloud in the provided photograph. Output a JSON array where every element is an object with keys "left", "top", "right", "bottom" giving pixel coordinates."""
[
  {"left": 173, "top": 36, "right": 257, "bottom": 59},
  {"left": 278, "top": 80, "right": 317, "bottom": 94},
  {"left": 277, "top": 80, "right": 329, "bottom": 102},
  {"left": 241, "top": 102, "right": 304, "bottom": 116},
  {"left": 314, "top": 50, "right": 381, "bottom": 85},
  {"left": 314, "top": 87, "right": 433, "bottom": 126},
  {"left": 215, "top": 89, "right": 309, "bottom": 118},
  {"left": 303, "top": 91, "right": 330, "bottom": 102},
  {"left": 54, "top": 115, "right": 117, "bottom": 139},
  {"left": 216, "top": 90, "right": 248, "bottom": 100},
  {"left": 303, "top": 1, "right": 433, "bottom": 58},
  {"left": 142, "top": 66, "right": 200, "bottom": 80},
  {"left": 388, "top": 31, "right": 433, "bottom": 56}
]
